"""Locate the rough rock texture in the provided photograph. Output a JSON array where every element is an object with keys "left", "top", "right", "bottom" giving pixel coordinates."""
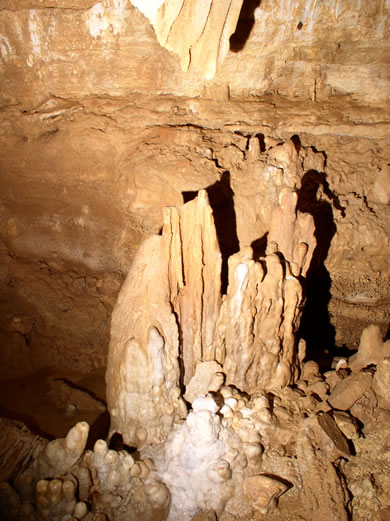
[
  {"left": 0, "top": 2, "right": 390, "bottom": 519},
  {"left": 0, "top": 0, "right": 389, "bottom": 380},
  {"left": 106, "top": 189, "right": 314, "bottom": 446},
  {"left": 132, "top": 0, "right": 244, "bottom": 79},
  {"left": 0, "top": 293, "right": 390, "bottom": 521},
  {"left": 216, "top": 188, "right": 315, "bottom": 393}
]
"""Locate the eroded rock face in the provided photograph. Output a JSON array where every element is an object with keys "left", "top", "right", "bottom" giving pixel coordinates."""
[
  {"left": 131, "top": 0, "right": 244, "bottom": 79},
  {"left": 216, "top": 188, "right": 315, "bottom": 393}
]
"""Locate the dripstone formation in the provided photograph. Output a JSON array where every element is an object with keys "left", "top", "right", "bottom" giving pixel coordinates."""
[
  {"left": 1, "top": 1, "right": 390, "bottom": 520},
  {"left": 1, "top": 191, "right": 390, "bottom": 521}
]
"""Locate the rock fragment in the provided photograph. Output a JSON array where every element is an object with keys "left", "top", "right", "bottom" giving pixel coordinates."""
[
  {"left": 243, "top": 474, "right": 288, "bottom": 515},
  {"left": 333, "top": 411, "right": 360, "bottom": 440},
  {"left": 184, "top": 361, "right": 225, "bottom": 404},
  {"left": 349, "top": 324, "right": 390, "bottom": 372},
  {"left": 328, "top": 371, "right": 373, "bottom": 410}
]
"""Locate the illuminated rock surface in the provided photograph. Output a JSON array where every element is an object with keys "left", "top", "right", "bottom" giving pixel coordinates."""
[{"left": 0, "top": 1, "right": 389, "bottom": 520}]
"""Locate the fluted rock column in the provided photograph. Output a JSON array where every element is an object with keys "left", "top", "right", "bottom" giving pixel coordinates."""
[
  {"left": 215, "top": 189, "right": 316, "bottom": 393},
  {"left": 106, "top": 188, "right": 315, "bottom": 446},
  {"left": 106, "top": 190, "right": 222, "bottom": 445},
  {"left": 130, "top": 0, "right": 244, "bottom": 78}
]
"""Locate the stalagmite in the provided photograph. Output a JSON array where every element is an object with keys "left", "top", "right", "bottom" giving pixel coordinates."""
[
  {"left": 106, "top": 190, "right": 222, "bottom": 446},
  {"left": 106, "top": 188, "right": 315, "bottom": 446},
  {"left": 0, "top": 189, "right": 387, "bottom": 521},
  {"left": 215, "top": 188, "right": 316, "bottom": 393}
]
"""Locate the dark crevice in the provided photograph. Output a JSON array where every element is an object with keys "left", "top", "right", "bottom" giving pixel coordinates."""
[
  {"left": 108, "top": 432, "right": 138, "bottom": 454},
  {"left": 87, "top": 410, "right": 110, "bottom": 450},
  {"left": 170, "top": 304, "right": 187, "bottom": 397},
  {"left": 210, "top": 154, "right": 224, "bottom": 170},
  {"left": 297, "top": 170, "right": 345, "bottom": 369},
  {"left": 183, "top": 171, "right": 240, "bottom": 294},
  {"left": 163, "top": 123, "right": 207, "bottom": 130},
  {"left": 256, "top": 133, "right": 266, "bottom": 152},
  {"left": 251, "top": 232, "right": 268, "bottom": 260},
  {"left": 291, "top": 134, "right": 302, "bottom": 153},
  {"left": 229, "top": 0, "right": 261, "bottom": 52}
]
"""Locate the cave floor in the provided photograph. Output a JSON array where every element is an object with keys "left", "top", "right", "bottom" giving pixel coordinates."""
[{"left": 0, "top": 367, "right": 108, "bottom": 444}]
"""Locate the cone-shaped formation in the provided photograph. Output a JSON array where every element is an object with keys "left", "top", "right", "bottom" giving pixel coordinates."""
[{"left": 106, "top": 188, "right": 315, "bottom": 445}]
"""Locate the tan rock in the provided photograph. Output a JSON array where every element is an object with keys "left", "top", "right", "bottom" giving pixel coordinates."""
[
  {"left": 324, "top": 370, "right": 343, "bottom": 393},
  {"left": 224, "top": 491, "right": 253, "bottom": 518},
  {"left": 107, "top": 188, "right": 315, "bottom": 446},
  {"left": 218, "top": 189, "right": 315, "bottom": 393},
  {"left": 306, "top": 380, "right": 329, "bottom": 401},
  {"left": 349, "top": 325, "right": 390, "bottom": 372},
  {"left": 374, "top": 358, "right": 390, "bottom": 408},
  {"left": 333, "top": 411, "right": 360, "bottom": 440},
  {"left": 184, "top": 361, "right": 225, "bottom": 404},
  {"left": 370, "top": 165, "right": 390, "bottom": 205},
  {"left": 132, "top": 0, "right": 244, "bottom": 79},
  {"left": 190, "top": 511, "right": 217, "bottom": 521},
  {"left": 373, "top": 508, "right": 390, "bottom": 521},
  {"left": 328, "top": 371, "right": 373, "bottom": 411},
  {"left": 267, "top": 188, "right": 316, "bottom": 278},
  {"left": 167, "top": 190, "right": 223, "bottom": 384},
  {"left": 242, "top": 474, "right": 288, "bottom": 515},
  {"left": 301, "top": 361, "right": 321, "bottom": 382}
]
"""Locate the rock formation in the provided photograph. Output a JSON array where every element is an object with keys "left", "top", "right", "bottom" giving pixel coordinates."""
[
  {"left": 0, "top": 193, "right": 389, "bottom": 519},
  {"left": 0, "top": 0, "right": 389, "bottom": 520},
  {"left": 2, "top": 325, "right": 390, "bottom": 521},
  {"left": 106, "top": 188, "right": 315, "bottom": 446},
  {"left": 130, "top": 0, "right": 244, "bottom": 79}
]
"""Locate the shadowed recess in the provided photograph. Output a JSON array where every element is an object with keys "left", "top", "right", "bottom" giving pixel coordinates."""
[
  {"left": 297, "top": 169, "right": 346, "bottom": 369},
  {"left": 251, "top": 232, "right": 268, "bottom": 260},
  {"left": 182, "top": 171, "right": 240, "bottom": 294},
  {"left": 230, "top": 0, "right": 261, "bottom": 52}
]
